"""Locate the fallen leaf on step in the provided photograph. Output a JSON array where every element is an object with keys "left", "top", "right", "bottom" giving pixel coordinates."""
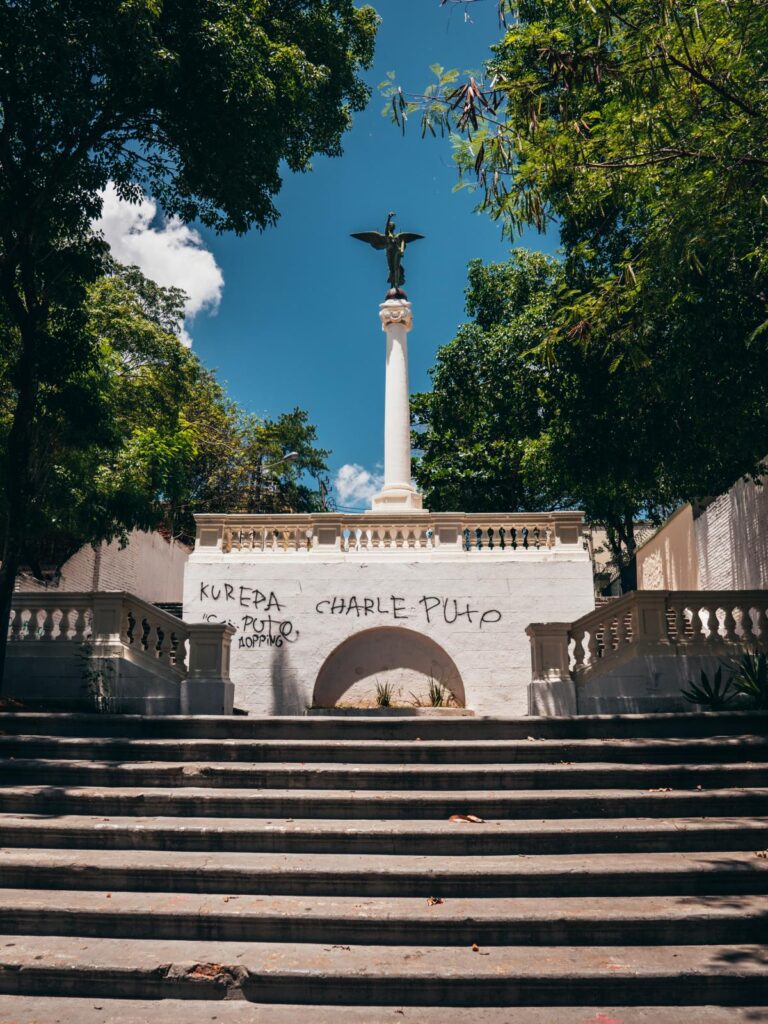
[
  {"left": 755, "top": 849, "right": 768, "bottom": 858},
  {"left": 426, "top": 896, "right": 444, "bottom": 906},
  {"left": 449, "top": 814, "right": 485, "bottom": 824},
  {"left": 105, "top": 894, "right": 111, "bottom": 899},
  {"left": 648, "top": 787, "right": 672, "bottom": 792},
  {"left": 526, "top": 736, "right": 537, "bottom": 741},
  {"left": 188, "top": 963, "right": 223, "bottom": 979},
  {"left": 324, "top": 945, "right": 351, "bottom": 951},
  {"left": 470, "top": 943, "right": 490, "bottom": 955}
]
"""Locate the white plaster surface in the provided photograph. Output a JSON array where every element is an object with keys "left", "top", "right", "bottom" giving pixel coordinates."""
[{"left": 183, "top": 553, "right": 594, "bottom": 716}]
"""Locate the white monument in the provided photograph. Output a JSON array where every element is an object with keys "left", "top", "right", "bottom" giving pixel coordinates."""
[
  {"left": 371, "top": 296, "right": 422, "bottom": 511},
  {"left": 183, "top": 219, "right": 594, "bottom": 715}
]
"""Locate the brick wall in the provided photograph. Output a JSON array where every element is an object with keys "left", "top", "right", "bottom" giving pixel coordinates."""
[
  {"left": 694, "top": 476, "right": 768, "bottom": 589},
  {"left": 18, "top": 530, "right": 191, "bottom": 603}
]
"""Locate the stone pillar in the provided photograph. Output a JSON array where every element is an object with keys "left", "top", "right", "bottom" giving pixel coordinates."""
[
  {"left": 526, "top": 622, "right": 577, "bottom": 716},
  {"left": 371, "top": 297, "right": 423, "bottom": 512},
  {"left": 181, "top": 623, "right": 236, "bottom": 715}
]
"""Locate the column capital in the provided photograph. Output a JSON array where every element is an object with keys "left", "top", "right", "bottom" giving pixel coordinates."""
[{"left": 379, "top": 298, "right": 413, "bottom": 332}]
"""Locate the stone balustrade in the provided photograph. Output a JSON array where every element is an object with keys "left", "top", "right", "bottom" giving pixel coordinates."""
[
  {"left": 527, "top": 590, "right": 768, "bottom": 713},
  {"left": 7, "top": 591, "right": 234, "bottom": 715},
  {"left": 194, "top": 511, "right": 585, "bottom": 558}
]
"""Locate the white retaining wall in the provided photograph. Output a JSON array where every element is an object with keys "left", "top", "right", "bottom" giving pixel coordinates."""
[{"left": 183, "top": 553, "right": 594, "bottom": 716}]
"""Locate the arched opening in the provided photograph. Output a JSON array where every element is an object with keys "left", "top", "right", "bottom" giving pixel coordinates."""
[{"left": 312, "top": 626, "right": 466, "bottom": 708}]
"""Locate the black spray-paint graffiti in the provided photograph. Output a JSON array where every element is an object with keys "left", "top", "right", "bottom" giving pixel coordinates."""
[
  {"left": 201, "top": 582, "right": 298, "bottom": 646},
  {"left": 315, "top": 594, "right": 502, "bottom": 629},
  {"left": 199, "top": 581, "right": 504, "bottom": 652}
]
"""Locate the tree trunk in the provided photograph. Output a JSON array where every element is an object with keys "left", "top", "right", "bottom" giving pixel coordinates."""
[
  {"left": 603, "top": 514, "right": 638, "bottom": 594},
  {"left": 620, "top": 513, "right": 638, "bottom": 593},
  {"left": 0, "top": 324, "right": 40, "bottom": 691}
]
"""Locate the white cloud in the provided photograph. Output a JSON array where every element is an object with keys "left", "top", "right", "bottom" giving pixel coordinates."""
[
  {"left": 93, "top": 183, "right": 224, "bottom": 345},
  {"left": 334, "top": 463, "right": 383, "bottom": 508}
]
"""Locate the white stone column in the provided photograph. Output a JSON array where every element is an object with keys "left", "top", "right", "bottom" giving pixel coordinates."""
[{"left": 371, "top": 297, "right": 423, "bottom": 511}]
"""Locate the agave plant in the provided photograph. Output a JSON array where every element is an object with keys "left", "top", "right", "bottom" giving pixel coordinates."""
[
  {"left": 727, "top": 650, "right": 768, "bottom": 710},
  {"left": 681, "top": 666, "right": 737, "bottom": 710}
]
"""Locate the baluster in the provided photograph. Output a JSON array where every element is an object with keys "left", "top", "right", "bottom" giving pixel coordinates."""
[
  {"left": 585, "top": 629, "right": 599, "bottom": 667},
  {"left": 57, "top": 607, "right": 71, "bottom": 641},
  {"left": 721, "top": 604, "right": 738, "bottom": 643},
  {"left": 72, "top": 606, "right": 87, "bottom": 642},
  {"left": 741, "top": 605, "right": 757, "bottom": 642},
  {"left": 156, "top": 622, "right": 171, "bottom": 662},
  {"left": 9, "top": 608, "right": 22, "bottom": 642},
  {"left": 510, "top": 527, "right": 518, "bottom": 550},
  {"left": 533, "top": 526, "right": 541, "bottom": 549},
  {"left": 37, "top": 608, "right": 52, "bottom": 641},
  {"left": 141, "top": 618, "right": 151, "bottom": 652},
  {"left": 703, "top": 603, "right": 721, "bottom": 642},
  {"left": 752, "top": 603, "right": 768, "bottom": 643},
  {"left": 174, "top": 633, "right": 189, "bottom": 673},
  {"left": 686, "top": 605, "right": 703, "bottom": 642},
  {"left": 521, "top": 526, "right": 529, "bottom": 549},
  {"left": 545, "top": 527, "right": 554, "bottom": 549},
  {"left": 615, "top": 611, "right": 630, "bottom": 649},
  {"left": 475, "top": 528, "right": 483, "bottom": 551},
  {"left": 571, "top": 627, "right": 588, "bottom": 672}
]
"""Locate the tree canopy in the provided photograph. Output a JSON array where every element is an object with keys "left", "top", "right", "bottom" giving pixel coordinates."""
[
  {"left": 389, "top": 0, "right": 768, "bottom": 585},
  {"left": 415, "top": 249, "right": 768, "bottom": 588},
  {"left": 2, "top": 263, "right": 330, "bottom": 585},
  {"left": 0, "top": 0, "right": 375, "bottom": 679}
]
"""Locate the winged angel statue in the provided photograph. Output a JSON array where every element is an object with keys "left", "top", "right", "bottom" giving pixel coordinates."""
[{"left": 351, "top": 212, "right": 424, "bottom": 294}]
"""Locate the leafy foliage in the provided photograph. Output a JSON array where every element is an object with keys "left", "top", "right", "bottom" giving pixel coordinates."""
[
  {"left": 681, "top": 666, "right": 736, "bottom": 710},
  {"left": 727, "top": 650, "right": 768, "bottom": 711},
  {"left": 0, "top": 1, "right": 375, "bottom": 679},
  {"left": 2, "top": 263, "right": 330, "bottom": 573},
  {"left": 414, "top": 249, "right": 768, "bottom": 584}
]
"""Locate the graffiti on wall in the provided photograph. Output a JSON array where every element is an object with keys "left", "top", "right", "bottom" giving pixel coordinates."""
[{"left": 198, "top": 581, "right": 502, "bottom": 650}]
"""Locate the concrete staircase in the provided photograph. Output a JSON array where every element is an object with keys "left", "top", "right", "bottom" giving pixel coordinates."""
[{"left": 0, "top": 710, "right": 766, "bottom": 1023}]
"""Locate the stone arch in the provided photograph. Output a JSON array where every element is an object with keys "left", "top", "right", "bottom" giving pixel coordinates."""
[{"left": 312, "top": 626, "right": 466, "bottom": 708}]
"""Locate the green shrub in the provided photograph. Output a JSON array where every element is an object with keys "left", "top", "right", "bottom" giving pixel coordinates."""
[{"left": 681, "top": 666, "right": 736, "bottom": 710}]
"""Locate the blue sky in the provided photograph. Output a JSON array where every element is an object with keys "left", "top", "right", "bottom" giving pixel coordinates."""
[{"left": 99, "top": 0, "right": 554, "bottom": 509}]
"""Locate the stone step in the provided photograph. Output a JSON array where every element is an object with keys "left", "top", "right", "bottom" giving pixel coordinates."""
[
  {"left": 0, "top": 999, "right": 764, "bottom": 1024},
  {"left": 0, "top": 784, "right": 765, "bottom": 820},
  {"left": 1, "top": 814, "right": 765, "bottom": 855},
  {"left": 3, "top": 733, "right": 767, "bottom": 764},
  {"left": 0, "top": 935, "right": 766, "bottom": 1003},
  {"left": 2, "top": 889, "right": 766, "bottom": 946},
  {"left": 1, "top": 710, "right": 765, "bottom": 741},
  {"left": 3, "top": 848, "right": 768, "bottom": 897},
  {"left": 3, "top": 758, "right": 767, "bottom": 790}
]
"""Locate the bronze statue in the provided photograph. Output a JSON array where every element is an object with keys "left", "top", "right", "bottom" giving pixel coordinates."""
[{"left": 351, "top": 212, "right": 424, "bottom": 296}]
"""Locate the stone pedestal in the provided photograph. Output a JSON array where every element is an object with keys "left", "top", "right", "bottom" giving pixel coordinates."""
[{"left": 371, "top": 297, "right": 423, "bottom": 512}]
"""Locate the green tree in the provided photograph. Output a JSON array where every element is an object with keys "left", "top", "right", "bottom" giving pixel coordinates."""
[
  {"left": 415, "top": 250, "right": 768, "bottom": 589},
  {"left": 0, "top": 0, "right": 376, "bottom": 679},
  {"left": 412, "top": 252, "right": 558, "bottom": 512},
  {"left": 3, "top": 261, "right": 331, "bottom": 583},
  {"left": 175, "top": 393, "right": 330, "bottom": 537},
  {"left": 390, "top": 0, "right": 768, "bottom": 584},
  {"left": 3, "top": 264, "right": 200, "bottom": 586}
]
